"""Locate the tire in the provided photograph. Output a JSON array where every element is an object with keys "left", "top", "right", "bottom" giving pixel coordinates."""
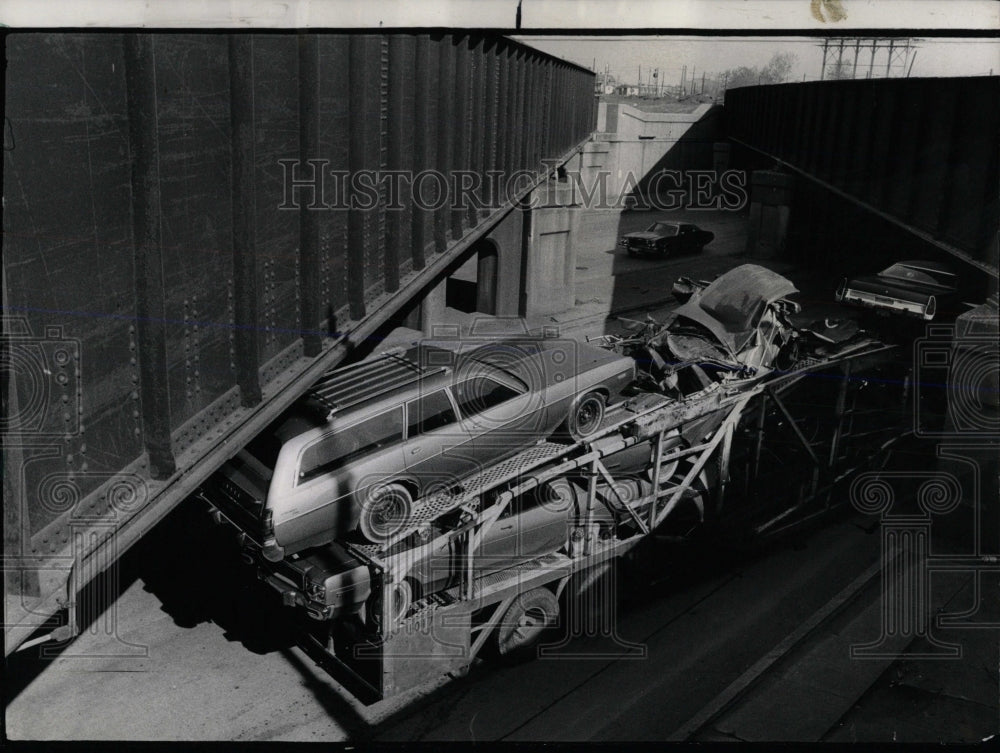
[
  {"left": 359, "top": 482, "right": 413, "bottom": 543},
  {"left": 567, "top": 391, "right": 606, "bottom": 440},
  {"left": 387, "top": 579, "right": 413, "bottom": 625},
  {"left": 492, "top": 588, "right": 560, "bottom": 662},
  {"left": 366, "top": 578, "right": 413, "bottom": 629},
  {"left": 651, "top": 457, "right": 716, "bottom": 536}
]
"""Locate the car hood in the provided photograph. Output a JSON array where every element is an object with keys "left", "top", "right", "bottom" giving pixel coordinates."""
[
  {"left": 623, "top": 231, "right": 663, "bottom": 240},
  {"left": 672, "top": 264, "right": 798, "bottom": 357}
]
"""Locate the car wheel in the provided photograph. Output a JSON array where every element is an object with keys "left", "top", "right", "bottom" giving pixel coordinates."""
[
  {"left": 388, "top": 579, "right": 413, "bottom": 625},
  {"left": 359, "top": 482, "right": 413, "bottom": 543},
  {"left": 492, "top": 587, "right": 560, "bottom": 662},
  {"left": 567, "top": 391, "right": 606, "bottom": 440},
  {"left": 650, "top": 456, "right": 716, "bottom": 535},
  {"left": 366, "top": 577, "right": 413, "bottom": 629}
]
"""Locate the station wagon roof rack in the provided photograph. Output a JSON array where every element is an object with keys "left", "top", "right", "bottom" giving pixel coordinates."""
[{"left": 307, "top": 350, "right": 448, "bottom": 419}]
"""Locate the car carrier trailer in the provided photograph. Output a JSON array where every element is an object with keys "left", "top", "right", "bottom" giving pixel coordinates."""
[{"left": 210, "top": 338, "right": 909, "bottom": 705}]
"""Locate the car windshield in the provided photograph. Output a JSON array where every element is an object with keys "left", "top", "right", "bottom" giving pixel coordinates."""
[
  {"left": 461, "top": 344, "right": 533, "bottom": 392},
  {"left": 880, "top": 263, "right": 954, "bottom": 289},
  {"left": 647, "top": 222, "right": 678, "bottom": 236}
]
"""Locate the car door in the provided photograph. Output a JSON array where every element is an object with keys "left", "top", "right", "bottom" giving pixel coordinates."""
[
  {"left": 478, "top": 486, "right": 568, "bottom": 567},
  {"left": 697, "top": 226, "right": 714, "bottom": 249},
  {"left": 451, "top": 372, "right": 539, "bottom": 464},
  {"left": 402, "top": 388, "right": 481, "bottom": 496},
  {"left": 678, "top": 224, "right": 695, "bottom": 252},
  {"left": 659, "top": 223, "right": 680, "bottom": 253}
]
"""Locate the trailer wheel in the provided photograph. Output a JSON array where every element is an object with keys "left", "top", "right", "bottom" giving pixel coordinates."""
[
  {"left": 493, "top": 588, "right": 560, "bottom": 662},
  {"left": 652, "top": 458, "right": 717, "bottom": 536},
  {"left": 387, "top": 579, "right": 413, "bottom": 625},
  {"left": 359, "top": 483, "right": 412, "bottom": 543},
  {"left": 567, "top": 391, "right": 606, "bottom": 440}
]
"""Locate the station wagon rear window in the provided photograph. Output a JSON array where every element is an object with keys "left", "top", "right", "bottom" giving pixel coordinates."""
[{"left": 298, "top": 407, "right": 404, "bottom": 482}]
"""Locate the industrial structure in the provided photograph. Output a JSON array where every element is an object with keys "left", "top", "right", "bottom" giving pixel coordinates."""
[
  {"left": 818, "top": 37, "right": 921, "bottom": 80},
  {"left": 3, "top": 32, "right": 596, "bottom": 653}
]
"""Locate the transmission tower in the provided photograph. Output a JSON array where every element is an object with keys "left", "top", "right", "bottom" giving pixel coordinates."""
[{"left": 819, "top": 38, "right": 920, "bottom": 80}]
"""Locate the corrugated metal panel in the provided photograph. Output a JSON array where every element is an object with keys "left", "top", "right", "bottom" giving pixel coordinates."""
[
  {"left": 726, "top": 77, "right": 1000, "bottom": 273},
  {"left": 3, "top": 32, "right": 596, "bottom": 652}
]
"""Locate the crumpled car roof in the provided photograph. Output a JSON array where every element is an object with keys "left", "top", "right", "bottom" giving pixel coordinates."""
[{"left": 673, "top": 264, "right": 799, "bottom": 356}]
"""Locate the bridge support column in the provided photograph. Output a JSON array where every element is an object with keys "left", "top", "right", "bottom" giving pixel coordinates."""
[
  {"left": 745, "top": 169, "right": 794, "bottom": 260},
  {"left": 419, "top": 277, "right": 448, "bottom": 337},
  {"left": 523, "top": 203, "right": 576, "bottom": 317}
]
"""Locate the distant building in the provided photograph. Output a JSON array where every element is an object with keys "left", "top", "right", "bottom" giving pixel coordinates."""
[
  {"left": 616, "top": 84, "right": 639, "bottom": 96},
  {"left": 594, "top": 71, "right": 617, "bottom": 94}
]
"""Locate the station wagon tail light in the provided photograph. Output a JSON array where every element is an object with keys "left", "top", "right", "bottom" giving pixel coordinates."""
[
  {"left": 835, "top": 278, "right": 847, "bottom": 302},
  {"left": 307, "top": 580, "right": 326, "bottom": 600},
  {"left": 260, "top": 508, "right": 285, "bottom": 561}
]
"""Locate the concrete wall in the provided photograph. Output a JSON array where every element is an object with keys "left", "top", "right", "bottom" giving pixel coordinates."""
[
  {"left": 525, "top": 205, "right": 576, "bottom": 316},
  {"left": 583, "top": 102, "right": 717, "bottom": 200},
  {"left": 484, "top": 208, "right": 527, "bottom": 317}
]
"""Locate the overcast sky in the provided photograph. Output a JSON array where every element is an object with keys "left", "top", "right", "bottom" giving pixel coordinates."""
[{"left": 517, "top": 36, "right": 999, "bottom": 85}]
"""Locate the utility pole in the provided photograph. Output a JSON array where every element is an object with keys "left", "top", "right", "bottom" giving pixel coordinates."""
[
  {"left": 680, "top": 65, "right": 687, "bottom": 96},
  {"left": 691, "top": 66, "right": 696, "bottom": 95},
  {"left": 701, "top": 71, "right": 705, "bottom": 94},
  {"left": 868, "top": 38, "right": 877, "bottom": 78}
]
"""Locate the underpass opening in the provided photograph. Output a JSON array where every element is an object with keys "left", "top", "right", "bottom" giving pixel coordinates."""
[{"left": 445, "top": 238, "right": 500, "bottom": 316}]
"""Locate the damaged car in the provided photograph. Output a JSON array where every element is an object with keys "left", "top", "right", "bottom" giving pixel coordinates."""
[
  {"left": 596, "top": 264, "right": 873, "bottom": 401},
  {"left": 598, "top": 264, "right": 803, "bottom": 399}
]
